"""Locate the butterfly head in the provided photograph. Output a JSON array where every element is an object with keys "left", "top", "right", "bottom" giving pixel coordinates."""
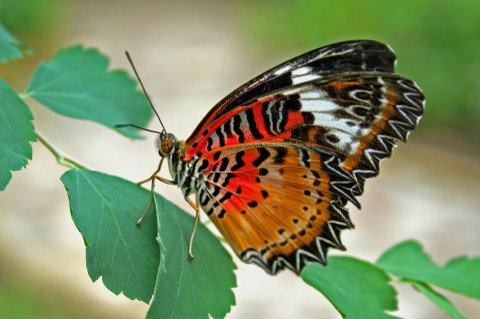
[{"left": 158, "top": 131, "right": 178, "bottom": 157}]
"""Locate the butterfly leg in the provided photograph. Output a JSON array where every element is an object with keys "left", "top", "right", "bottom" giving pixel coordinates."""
[
  {"left": 137, "top": 157, "right": 175, "bottom": 186},
  {"left": 153, "top": 175, "right": 175, "bottom": 185},
  {"left": 136, "top": 158, "right": 175, "bottom": 226},
  {"left": 137, "top": 158, "right": 163, "bottom": 185},
  {"left": 185, "top": 194, "right": 200, "bottom": 261},
  {"left": 136, "top": 177, "right": 156, "bottom": 226}
]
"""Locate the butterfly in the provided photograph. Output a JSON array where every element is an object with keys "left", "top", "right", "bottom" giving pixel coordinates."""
[{"left": 120, "top": 40, "right": 425, "bottom": 275}]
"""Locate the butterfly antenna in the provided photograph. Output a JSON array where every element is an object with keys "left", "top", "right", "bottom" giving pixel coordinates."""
[
  {"left": 115, "top": 123, "right": 162, "bottom": 135},
  {"left": 125, "top": 51, "right": 167, "bottom": 134}
]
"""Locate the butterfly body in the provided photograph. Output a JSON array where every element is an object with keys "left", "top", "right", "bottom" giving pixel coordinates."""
[{"left": 155, "top": 40, "right": 424, "bottom": 275}]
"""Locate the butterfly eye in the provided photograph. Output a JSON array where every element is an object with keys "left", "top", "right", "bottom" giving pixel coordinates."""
[
  {"left": 158, "top": 133, "right": 177, "bottom": 157},
  {"left": 162, "top": 140, "right": 173, "bottom": 154}
]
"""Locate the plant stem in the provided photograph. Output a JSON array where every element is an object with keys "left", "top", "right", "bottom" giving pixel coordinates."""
[{"left": 35, "top": 131, "right": 87, "bottom": 169}]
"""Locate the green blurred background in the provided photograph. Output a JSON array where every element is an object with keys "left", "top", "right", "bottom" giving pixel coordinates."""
[
  {"left": 1, "top": 0, "right": 479, "bottom": 318},
  {"left": 240, "top": 0, "right": 480, "bottom": 152},
  {"left": 3, "top": 0, "right": 480, "bottom": 150}
]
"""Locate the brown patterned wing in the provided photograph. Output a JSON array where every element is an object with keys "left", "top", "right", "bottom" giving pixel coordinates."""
[
  {"left": 196, "top": 144, "right": 356, "bottom": 274},
  {"left": 281, "top": 74, "right": 425, "bottom": 195},
  {"left": 187, "top": 73, "right": 424, "bottom": 199}
]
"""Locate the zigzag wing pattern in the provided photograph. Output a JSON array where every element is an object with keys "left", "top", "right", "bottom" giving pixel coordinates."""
[
  {"left": 172, "top": 40, "right": 425, "bottom": 275},
  {"left": 195, "top": 145, "right": 355, "bottom": 274}
]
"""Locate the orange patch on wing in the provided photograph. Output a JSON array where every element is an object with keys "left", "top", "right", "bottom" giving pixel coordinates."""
[
  {"left": 207, "top": 148, "right": 335, "bottom": 260},
  {"left": 330, "top": 81, "right": 361, "bottom": 91},
  {"left": 342, "top": 87, "right": 398, "bottom": 172}
]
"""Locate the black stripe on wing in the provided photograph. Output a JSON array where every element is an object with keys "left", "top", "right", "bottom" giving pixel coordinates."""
[{"left": 189, "top": 40, "right": 396, "bottom": 141}]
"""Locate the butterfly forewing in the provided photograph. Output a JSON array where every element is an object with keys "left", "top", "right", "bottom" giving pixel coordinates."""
[
  {"left": 186, "top": 40, "right": 397, "bottom": 142},
  {"left": 175, "top": 40, "right": 424, "bottom": 274}
]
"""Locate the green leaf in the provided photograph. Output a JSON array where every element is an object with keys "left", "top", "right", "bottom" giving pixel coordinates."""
[
  {"left": 0, "top": 80, "right": 36, "bottom": 191},
  {"left": 61, "top": 168, "right": 237, "bottom": 318},
  {"left": 61, "top": 169, "right": 160, "bottom": 302},
  {"left": 26, "top": 46, "right": 152, "bottom": 139},
  {"left": 0, "top": 23, "right": 31, "bottom": 62},
  {"left": 376, "top": 240, "right": 480, "bottom": 299},
  {"left": 410, "top": 281, "right": 466, "bottom": 319},
  {"left": 301, "top": 257, "right": 399, "bottom": 319},
  {"left": 146, "top": 194, "right": 237, "bottom": 319}
]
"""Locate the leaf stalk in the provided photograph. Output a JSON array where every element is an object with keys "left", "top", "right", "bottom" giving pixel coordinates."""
[{"left": 35, "top": 131, "right": 87, "bottom": 169}]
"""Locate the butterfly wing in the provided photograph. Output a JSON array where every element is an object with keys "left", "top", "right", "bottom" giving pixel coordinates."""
[
  {"left": 196, "top": 144, "right": 355, "bottom": 274},
  {"left": 182, "top": 40, "right": 424, "bottom": 274},
  {"left": 187, "top": 73, "right": 424, "bottom": 196},
  {"left": 187, "top": 40, "right": 397, "bottom": 142}
]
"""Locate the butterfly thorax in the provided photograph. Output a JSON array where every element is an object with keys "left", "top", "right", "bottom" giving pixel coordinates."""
[{"left": 158, "top": 134, "right": 202, "bottom": 198}]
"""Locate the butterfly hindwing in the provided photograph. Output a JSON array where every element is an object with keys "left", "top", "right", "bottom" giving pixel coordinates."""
[
  {"left": 196, "top": 144, "right": 354, "bottom": 274},
  {"left": 276, "top": 73, "right": 424, "bottom": 192}
]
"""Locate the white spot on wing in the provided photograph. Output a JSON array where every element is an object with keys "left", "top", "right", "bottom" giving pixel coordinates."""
[
  {"left": 282, "top": 87, "right": 306, "bottom": 96},
  {"left": 330, "top": 131, "right": 354, "bottom": 151},
  {"left": 349, "top": 141, "right": 360, "bottom": 154},
  {"left": 299, "top": 91, "right": 328, "bottom": 100},
  {"left": 292, "top": 73, "right": 321, "bottom": 85},
  {"left": 312, "top": 113, "right": 358, "bottom": 134},
  {"left": 292, "top": 66, "right": 311, "bottom": 76},
  {"left": 301, "top": 99, "right": 339, "bottom": 112},
  {"left": 274, "top": 64, "right": 291, "bottom": 76}
]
